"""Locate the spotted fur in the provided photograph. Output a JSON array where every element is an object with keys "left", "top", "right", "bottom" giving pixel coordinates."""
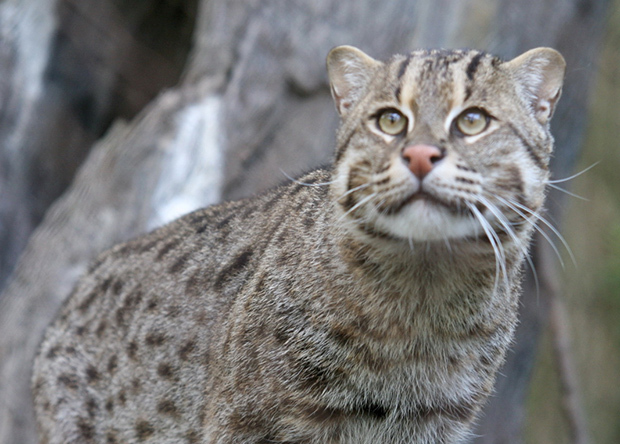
[{"left": 33, "top": 46, "right": 565, "bottom": 443}]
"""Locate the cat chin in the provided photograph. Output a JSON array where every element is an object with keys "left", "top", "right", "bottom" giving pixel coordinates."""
[{"left": 372, "top": 199, "right": 483, "bottom": 241}]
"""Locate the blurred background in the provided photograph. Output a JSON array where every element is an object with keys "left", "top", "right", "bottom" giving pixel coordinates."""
[
  {"left": 527, "top": 4, "right": 620, "bottom": 442},
  {"left": 0, "top": 0, "right": 618, "bottom": 443}
]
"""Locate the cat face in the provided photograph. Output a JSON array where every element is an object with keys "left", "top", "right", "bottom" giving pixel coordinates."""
[{"left": 327, "top": 46, "right": 565, "bottom": 243}]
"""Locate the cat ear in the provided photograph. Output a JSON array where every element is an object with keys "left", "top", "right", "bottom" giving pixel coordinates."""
[
  {"left": 327, "top": 46, "right": 381, "bottom": 116},
  {"left": 505, "top": 48, "right": 566, "bottom": 124}
]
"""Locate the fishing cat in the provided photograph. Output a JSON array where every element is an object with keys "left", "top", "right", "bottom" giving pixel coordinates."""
[{"left": 32, "top": 45, "right": 565, "bottom": 443}]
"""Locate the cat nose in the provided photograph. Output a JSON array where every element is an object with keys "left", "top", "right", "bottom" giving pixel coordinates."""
[{"left": 401, "top": 144, "right": 444, "bottom": 179}]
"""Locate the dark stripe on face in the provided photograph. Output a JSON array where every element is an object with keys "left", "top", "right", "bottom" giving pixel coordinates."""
[
  {"left": 335, "top": 130, "right": 355, "bottom": 163},
  {"left": 495, "top": 164, "right": 524, "bottom": 196},
  {"left": 395, "top": 54, "right": 413, "bottom": 101},
  {"left": 466, "top": 52, "right": 485, "bottom": 81},
  {"left": 507, "top": 123, "right": 548, "bottom": 170},
  {"left": 341, "top": 167, "right": 369, "bottom": 213},
  {"left": 359, "top": 222, "right": 399, "bottom": 241},
  {"left": 464, "top": 52, "right": 486, "bottom": 101},
  {"left": 397, "top": 54, "right": 413, "bottom": 80},
  {"left": 437, "top": 52, "right": 467, "bottom": 75}
]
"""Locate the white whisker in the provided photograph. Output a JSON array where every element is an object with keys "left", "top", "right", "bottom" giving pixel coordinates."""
[
  {"left": 506, "top": 197, "right": 576, "bottom": 267},
  {"left": 494, "top": 196, "right": 564, "bottom": 268},
  {"left": 524, "top": 253, "right": 541, "bottom": 302},
  {"left": 479, "top": 194, "right": 541, "bottom": 297},
  {"left": 279, "top": 169, "right": 335, "bottom": 187},
  {"left": 337, "top": 182, "right": 372, "bottom": 202},
  {"left": 495, "top": 195, "right": 576, "bottom": 268},
  {"left": 476, "top": 196, "right": 521, "bottom": 248},
  {"left": 338, "top": 193, "right": 377, "bottom": 222},
  {"left": 547, "top": 161, "right": 599, "bottom": 184},
  {"left": 547, "top": 183, "right": 588, "bottom": 201},
  {"left": 467, "top": 202, "right": 508, "bottom": 294}
]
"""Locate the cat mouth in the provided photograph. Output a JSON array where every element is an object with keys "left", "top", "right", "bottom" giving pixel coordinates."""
[
  {"left": 387, "top": 190, "right": 468, "bottom": 216},
  {"left": 372, "top": 190, "right": 484, "bottom": 242},
  {"left": 407, "top": 192, "right": 442, "bottom": 205}
]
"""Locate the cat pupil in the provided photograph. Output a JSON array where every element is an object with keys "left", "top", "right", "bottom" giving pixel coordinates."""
[
  {"left": 464, "top": 112, "right": 479, "bottom": 124},
  {"left": 378, "top": 109, "right": 407, "bottom": 135},
  {"left": 456, "top": 108, "right": 488, "bottom": 135}
]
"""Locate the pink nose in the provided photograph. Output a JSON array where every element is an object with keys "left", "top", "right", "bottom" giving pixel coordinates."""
[{"left": 402, "top": 144, "right": 444, "bottom": 179}]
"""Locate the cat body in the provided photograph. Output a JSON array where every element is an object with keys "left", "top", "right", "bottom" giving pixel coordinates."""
[{"left": 32, "top": 46, "right": 565, "bottom": 444}]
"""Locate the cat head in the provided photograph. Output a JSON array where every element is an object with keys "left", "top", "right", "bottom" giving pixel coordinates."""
[{"left": 326, "top": 45, "right": 565, "bottom": 244}]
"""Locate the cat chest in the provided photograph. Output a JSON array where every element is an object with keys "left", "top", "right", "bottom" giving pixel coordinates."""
[
  {"left": 307, "top": 329, "right": 498, "bottom": 426},
  {"left": 297, "top": 357, "right": 484, "bottom": 444}
]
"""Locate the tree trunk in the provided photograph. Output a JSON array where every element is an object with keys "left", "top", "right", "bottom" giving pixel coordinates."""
[{"left": 0, "top": 1, "right": 610, "bottom": 443}]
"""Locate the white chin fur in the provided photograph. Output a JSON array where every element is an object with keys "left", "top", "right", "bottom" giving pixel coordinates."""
[{"left": 372, "top": 200, "right": 483, "bottom": 241}]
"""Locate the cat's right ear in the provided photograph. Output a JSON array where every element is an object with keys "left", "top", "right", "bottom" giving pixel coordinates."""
[
  {"left": 327, "top": 46, "right": 381, "bottom": 116},
  {"left": 505, "top": 48, "right": 566, "bottom": 125}
]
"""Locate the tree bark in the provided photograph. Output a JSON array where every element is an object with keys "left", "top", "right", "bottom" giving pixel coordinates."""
[{"left": 0, "top": 1, "right": 610, "bottom": 443}]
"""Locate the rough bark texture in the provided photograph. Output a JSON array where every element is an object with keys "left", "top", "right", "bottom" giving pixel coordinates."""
[{"left": 0, "top": 1, "right": 610, "bottom": 443}]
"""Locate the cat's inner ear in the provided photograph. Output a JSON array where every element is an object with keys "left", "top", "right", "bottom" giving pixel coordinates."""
[
  {"left": 505, "top": 47, "right": 566, "bottom": 124},
  {"left": 327, "top": 46, "right": 381, "bottom": 116}
]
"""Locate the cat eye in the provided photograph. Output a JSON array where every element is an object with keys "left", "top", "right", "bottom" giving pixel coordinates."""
[
  {"left": 454, "top": 108, "right": 490, "bottom": 136},
  {"left": 377, "top": 109, "right": 408, "bottom": 136}
]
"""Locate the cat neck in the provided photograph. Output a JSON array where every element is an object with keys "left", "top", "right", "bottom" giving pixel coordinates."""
[{"left": 330, "top": 209, "right": 525, "bottom": 302}]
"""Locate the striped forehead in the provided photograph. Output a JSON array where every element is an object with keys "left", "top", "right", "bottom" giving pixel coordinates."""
[{"left": 394, "top": 50, "right": 493, "bottom": 114}]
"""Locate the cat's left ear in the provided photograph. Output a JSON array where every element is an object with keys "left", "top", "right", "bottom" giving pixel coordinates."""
[
  {"left": 327, "top": 46, "right": 381, "bottom": 116},
  {"left": 505, "top": 48, "right": 566, "bottom": 124}
]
